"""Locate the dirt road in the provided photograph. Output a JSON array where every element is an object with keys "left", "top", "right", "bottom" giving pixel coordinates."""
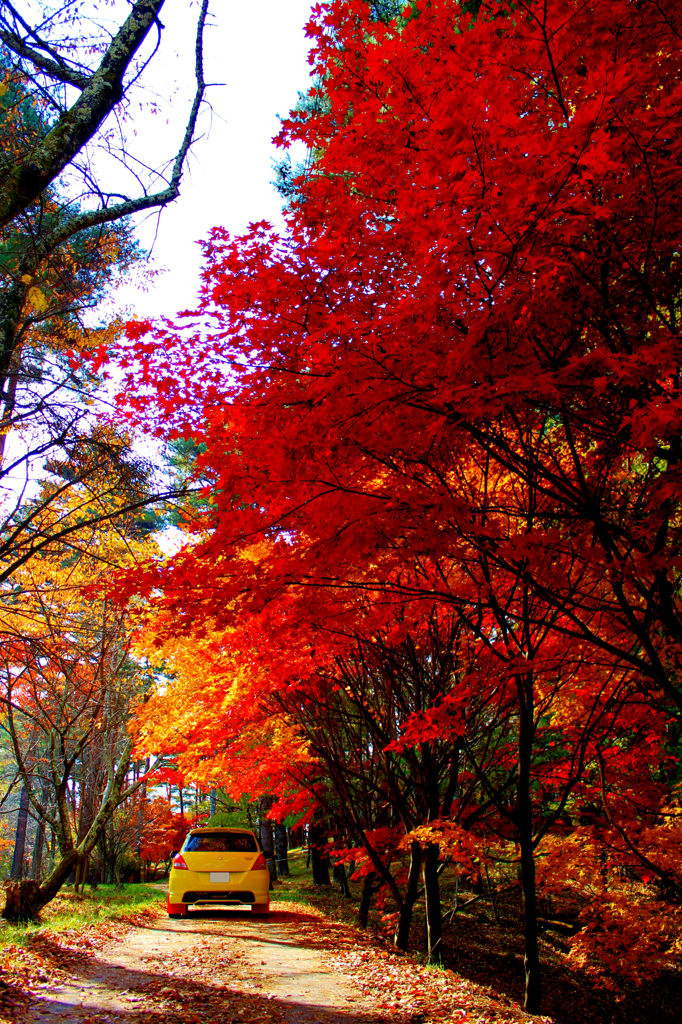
[
  {"left": 18, "top": 905, "right": 384, "bottom": 1024},
  {"left": 9, "top": 899, "right": 545, "bottom": 1024}
]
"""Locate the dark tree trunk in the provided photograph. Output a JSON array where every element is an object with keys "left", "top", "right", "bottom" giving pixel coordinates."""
[
  {"left": 10, "top": 786, "right": 30, "bottom": 880},
  {"left": 105, "top": 820, "right": 115, "bottom": 884},
  {"left": 2, "top": 847, "right": 80, "bottom": 921},
  {"left": 358, "top": 871, "right": 376, "bottom": 928},
  {"left": 333, "top": 861, "right": 350, "bottom": 896},
  {"left": 74, "top": 859, "right": 85, "bottom": 893},
  {"left": 423, "top": 843, "right": 443, "bottom": 964},
  {"left": 49, "top": 828, "right": 56, "bottom": 874},
  {"left": 517, "top": 672, "right": 542, "bottom": 1013},
  {"left": 259, "top": 796, "right": 277, "bottom": 886},
  {"left": 519, "top": 826, "right": 541, "bottom": 1009},
  {"left": 134, "top": 760, "right": 149, "bottom": 877},
  {"left": 3, "top": 736, "right": 137, "bottom": 921},
  {"left": 441, "top": 741, "right": 461, "bottom": 817},
  {"left": 275, "top": 823, "right": 289, "bottom": 876},
  {"left": 395, "top": 841, "right": 422, "bottom": 951},
  {"left": 309, "top": 820, "right": 330, "bottom": 885},
  {"left": 290, "top": 826, "right": 303, "bottom": 848},
  {"left": 30, "top": 786, "right": 51, "bottom": 879},
  {"left": 2, "top": 879, "right": 42, "bottom": 920},
  {"left": 76, "top": 745, "right": 106, "bottom": 893}
]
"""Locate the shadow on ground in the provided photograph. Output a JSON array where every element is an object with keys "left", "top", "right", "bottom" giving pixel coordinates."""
[
  {"left": 440, "top": 911, "right": 681, "bottom": 1024},
  {"left": 20, "top": 908, "right": 384, "bottom": 1024}
]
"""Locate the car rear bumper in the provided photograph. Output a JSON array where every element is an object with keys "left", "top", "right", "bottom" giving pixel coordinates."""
[
  {"left": 169, "top": 869, "right": 269, "bottom": 905},
  {"left": 182, "top": 889, "right": 256, "bottom": 904}
]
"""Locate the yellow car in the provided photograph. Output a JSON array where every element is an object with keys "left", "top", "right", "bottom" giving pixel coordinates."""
[{"left": 167, "top": 826, "right": 270, "bottom": 918}]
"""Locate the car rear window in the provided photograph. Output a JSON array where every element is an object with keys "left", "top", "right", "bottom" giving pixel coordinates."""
[{"left": 183, "top": 832, "right": 258, "bottom": 852}]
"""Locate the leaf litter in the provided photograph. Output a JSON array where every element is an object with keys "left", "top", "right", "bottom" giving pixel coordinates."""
[
  {"left": 278, "top": 902, "right": 552, "bottom": 1024},
  {"left": 1, "top": 898, "right": 552, "bottom": 1024}
]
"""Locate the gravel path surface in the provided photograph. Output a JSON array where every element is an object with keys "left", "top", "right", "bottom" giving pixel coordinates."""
[{"left": 19, "top": 907, "right": 383, "bottom": 1024}]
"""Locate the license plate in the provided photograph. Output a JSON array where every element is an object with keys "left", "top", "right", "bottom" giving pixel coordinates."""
[{"left": 210, "top": 872, "right": 231, "bottom": 882}]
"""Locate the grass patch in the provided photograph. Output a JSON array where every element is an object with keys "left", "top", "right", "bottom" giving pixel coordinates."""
[
  {"left": 0, "top": 883, "right": 164, "bottom": 950},
  {"left": 272, "top": 848, "right": 365, "bottom": 930}
]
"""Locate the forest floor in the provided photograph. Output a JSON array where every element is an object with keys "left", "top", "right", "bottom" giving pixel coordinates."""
[
  {"left": 0, "top": 870, "right": 679, "bottom": 1024},
  {"left": 0, "top": 884, "right": 547, "bottom": 1024},
  {"left": 272, "top": 861, "right": 681, "bottom": 1024}
]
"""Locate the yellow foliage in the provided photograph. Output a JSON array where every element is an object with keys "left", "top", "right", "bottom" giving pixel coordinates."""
[
  {"left": 26, "top": 286, "right": 47, "bottom": 312},
  {"left": 568, "top": 896, "right": 682, "bottom": 990},
  {"left": 536, "top": 820, "right": 682, "bottom": 988},
  {"left": 400, "top": 818, "right": 481, "bottom": 878},
  {"left": 131, "top": 613, "right": 311, "bottom": 793},
  {"left": 0, "top": 456, "right": 160, "bottom": 649}
]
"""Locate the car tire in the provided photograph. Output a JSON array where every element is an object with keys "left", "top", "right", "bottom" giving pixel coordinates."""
[
  {"left": 167, "top": 899, "right": 188, "bottom": 918},
  {"left": 251, "top": 903, "right": 270, "bottom": 916}
]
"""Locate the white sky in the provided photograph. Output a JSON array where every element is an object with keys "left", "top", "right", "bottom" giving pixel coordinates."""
[
  {"left": 0, "top": 0, "right": 314, "bottom": 508},
  {"left": 113, "top": 0, "right": 315, "bottom": 320}
]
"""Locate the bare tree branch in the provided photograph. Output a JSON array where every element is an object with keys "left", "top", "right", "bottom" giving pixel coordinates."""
[{"left": 0, "top": 0, "right": 168, "bottom": 229}]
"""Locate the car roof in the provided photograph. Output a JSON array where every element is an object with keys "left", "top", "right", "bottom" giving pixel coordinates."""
[{"left": 187, "top": 826, "right": 256, "bottom": 834}]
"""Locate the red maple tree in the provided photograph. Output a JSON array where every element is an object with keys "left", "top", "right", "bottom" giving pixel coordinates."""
[{"left": 115, "top": 1, "right": 682, "bottom": 1011}]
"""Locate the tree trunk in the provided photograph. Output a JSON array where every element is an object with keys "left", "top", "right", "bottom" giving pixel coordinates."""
[
  {"left": 2, "top": 880, "right": 42, "bottom": 921},
  {"left": 30, "top": 784, "right": 51, "bottom": 879},
  {"left": 259, "top": 796, "right": 277, "bottom": 887},
  {"left": 106, "top": 819, "right": 115, "bottom": 884},
  {"left": 0, "top": 0, "right": 168, "bottom": 231},
  {"left": 358, "top": 871, "right": 376, "bottom": 928},
  {"left": 395, "top": 841, "right": 422, "bottom": 951},
  {"left": 333, "top": 861, "right": 350, "bottom": 896},
  {"left": 517, "top": 672, "right": 542, "bottom": 1013},
  {"left": 134, "top": 760, "right": 149, "bottom": 878},
  {"left": 76, "top": 739, "right": 107, "bottom": 892},
  {"left": 2, "top": 847, "right": 80, "bottom": 921},
  {"left": 519, "top": 831, "right": 541, "bottom": 1010},
  {"left": 275, "top": 823, "right": 289, "bottom": 876},
  {"left": 10, "top": 786, "right": 30, "bottom": 880},
  {"left": 423, "top": 843, "right": 443, "bottom": 964},
  {"left": 77, "top": 856, "right": 91, "bottom": 892},
  {"left": 290, "top": 826, "right": 303, "bottom": 848},
  {"left": 309, "top": 819, "right": 330, "bottom": 886},
  {"left": 0, "top": 352, "right": 20, "bottom": 465},
  {"left": 3, "top": 735, "right": 138, "bottom": 921},
  {"left": 485, "top": 863, "right": 500, "bottom": 925}
]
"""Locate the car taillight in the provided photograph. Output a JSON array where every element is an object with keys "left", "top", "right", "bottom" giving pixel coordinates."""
[
  {"left": 173, "top": 853, "right": 189, "bottom": 870},
  {"left": 252, "top": 853, "right": 268, "bottom": 871}
]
